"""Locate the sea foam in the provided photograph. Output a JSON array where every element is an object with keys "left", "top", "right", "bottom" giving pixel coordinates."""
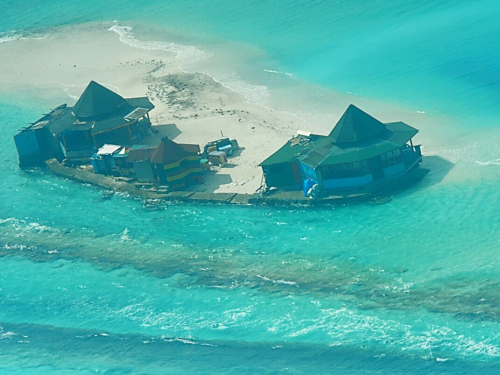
[
  {"left": 0, "top": 34, "right": 21, "bottom": 44},
  {"left": 108, "top": 24, "right": 210, "bottom": 65},
  {"left": 108, "top": 24, "right": 270, "bottom": 104}
]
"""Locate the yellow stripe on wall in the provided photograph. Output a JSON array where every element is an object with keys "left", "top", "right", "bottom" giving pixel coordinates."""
[
  {"left": 162, "top": 156, "right": 200, "bottom": 170},
  {"left": 166, "top": 167, "right": 203, "bottom": 182}
]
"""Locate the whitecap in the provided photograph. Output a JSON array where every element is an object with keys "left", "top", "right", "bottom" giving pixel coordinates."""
[
  {"left": 475, "top": 159, "right": 500, "bottom": 166},
  {"left": 263, "top": 69, "right": 293, "bottom": 77},
  {"left": 108, "top": 24, "right": 270, "bottom": 104},
  {"left": 255, "top": 274, "right": 298, "bottom": 286},
  {"left": 108, "top": 24, "right": 210, "bottom": 65},
  {"left": 0, "top": 34, "right": 21, "bottom": 44}
]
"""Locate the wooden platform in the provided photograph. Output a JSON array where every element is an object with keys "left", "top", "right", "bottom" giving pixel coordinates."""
[{"left": 44, "top": 159, "right": 429, "bottom": 208}]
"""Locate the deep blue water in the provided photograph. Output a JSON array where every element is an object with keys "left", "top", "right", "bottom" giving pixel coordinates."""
[{"left": 2, "top": 1, "right": 500, "bottom": 374}]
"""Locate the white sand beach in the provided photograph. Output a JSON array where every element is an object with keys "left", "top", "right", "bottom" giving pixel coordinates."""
[
  {"left": 0, "top": 23, "right": 454, "bottom": 193},
  {"left": 0, "top": 23, "right": 307, "bottom": 193}
]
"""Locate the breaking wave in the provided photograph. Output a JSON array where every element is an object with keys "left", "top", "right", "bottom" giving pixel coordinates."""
[
  {"left": 475, "top": 159, "right": 500, "bottom": 166},
  {"left": 0, "top": 34, "right": 21, "bottom": 44},
  {"left": 108, "top": 23, "right": 270, "bottom": 104},
  {"left": 108, "top": 24, "right": 210, "bottom": 65}
]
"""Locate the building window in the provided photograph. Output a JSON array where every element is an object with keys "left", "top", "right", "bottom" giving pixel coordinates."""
[
  {"left": 322, "top": 160, "right": 369, "bottom": 179},
  {"left": 380, "top": 149, "right": 402, "bottom": 168}
]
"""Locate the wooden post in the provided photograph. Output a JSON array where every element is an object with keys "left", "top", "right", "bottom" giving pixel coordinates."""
[
  {"left": 127, "top": 125, "right": 134, "bottom": 143},
  {"left": 61, "top": 133, "right": 68, "bottom": 149}
]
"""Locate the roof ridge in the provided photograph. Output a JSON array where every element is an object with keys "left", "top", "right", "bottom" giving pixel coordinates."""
[
  {"left": 73, "top": 81, "right": 126, "bottom": 120},
  {"left": 329, "top": 105, "right": 387, "bottom": 144}
]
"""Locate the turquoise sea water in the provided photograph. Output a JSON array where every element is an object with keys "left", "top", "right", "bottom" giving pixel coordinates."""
[{"left": 3, "top": 1, "right": 500, "bottom": 374}]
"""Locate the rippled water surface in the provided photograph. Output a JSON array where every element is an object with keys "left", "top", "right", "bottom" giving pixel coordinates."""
[{"left": 2, "top": 1, "right": 500, "bottom": 373}]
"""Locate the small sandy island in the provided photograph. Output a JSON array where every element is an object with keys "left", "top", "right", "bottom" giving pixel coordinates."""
[
  {"left": 0, "top": 23, "right": 306, "bottom": 194},
  {"left": 0, "top": 22, "right": 458, "bottom": 196}
]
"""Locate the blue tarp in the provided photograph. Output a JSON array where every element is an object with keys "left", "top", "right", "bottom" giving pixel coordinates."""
[{"left": 303, "top": 178, "right": 315, "bottom": 197}]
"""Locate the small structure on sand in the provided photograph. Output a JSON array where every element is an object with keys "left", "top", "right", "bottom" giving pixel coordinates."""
[
  {"left": 91, "top": 137, "right": 203, "bottom": 190},
  {"left": 14, "top": 81, "right": 154, "bottom": 167},
  {"left": 149, "top": 137, "right": 203, "bottom": 189},
  {"left": 260, "top": 104, "right": 423, "bottom": 195}
]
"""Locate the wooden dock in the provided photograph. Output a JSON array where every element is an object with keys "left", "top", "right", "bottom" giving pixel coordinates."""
[{"left": 45, "top": 159, "right": 428, "bottom": 207}]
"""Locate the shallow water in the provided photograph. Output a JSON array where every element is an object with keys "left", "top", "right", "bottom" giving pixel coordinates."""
[
  {"left": 4, "top": 0, "right": 500, "bottom": 121},
  {"left": 2, "top": 1, "right": 500, "bottom": 373}
]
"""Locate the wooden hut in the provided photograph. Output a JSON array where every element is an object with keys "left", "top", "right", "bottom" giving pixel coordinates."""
[
  {"left": 149, "top": 137, "right": 203, "bottom": 189},
  {"left": 125, "top": 146, "right": 157, "bottom": 182},
  {"left": 260, "top": 105, "right": 422, "bottom": 192},
  {"left": 14, "top": 81, "right": 154, "bottom": 167}
]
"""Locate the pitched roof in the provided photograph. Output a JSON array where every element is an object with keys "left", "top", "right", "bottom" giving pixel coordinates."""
[
  {"left": 302, "top": 122, "right": 418, "bottom": 167},
  {"left": 73, "top": 81, "right": 127, "bottom": 119},
  {"left": 259, "top": 135, "right": 329, "bottom": 167},
  {"left": 329, "top": 104, "right": 387, "bottom": 144},
  {"left": 150, "top": 138, "right": 198, "bottom": 164},
  {"left": 22, "top": 82, "right": 155, "bottom": 141},
  {"left": 179, "top": 143, "right": 201, "bottom": 153},
  {"left": 125, "top": 146, "right": 156, "bottom": 163},
  {"left": 259, "top": 105, "right": 419, "bottom": 168}
]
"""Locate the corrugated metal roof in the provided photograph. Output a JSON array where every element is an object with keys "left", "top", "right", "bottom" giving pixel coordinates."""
[
  {"left": 97, "top": 144, "right": 122, "bottom": 155},
  {"left": 125, "top": 107, "right": 150, "bottom": 121}
]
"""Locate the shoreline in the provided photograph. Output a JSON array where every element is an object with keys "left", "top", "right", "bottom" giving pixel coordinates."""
[
  {"left": 0, "top": 22, "right": 304, "bottom": 194},
  {"left": 45, "top": 159, "right": 429, "bottom": 207},
  {"left": 0, "top": 21, "right": 469, "bottom": 194}
]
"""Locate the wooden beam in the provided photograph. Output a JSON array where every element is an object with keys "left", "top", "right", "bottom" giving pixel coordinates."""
[
  {"left": 127, "top": 125, "right": 134, "bottom": 143},
  {"left": 61, "top": 133, "right": 68, "bottom": 149}
]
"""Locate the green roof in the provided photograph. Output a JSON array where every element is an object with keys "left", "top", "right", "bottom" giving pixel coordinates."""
[
  {"left": 73, "top": 81, "right": 127, "bottom": 119},
  {"left": 260, "top": 105, "right": 419, "bottom": 168},
  {"left": 329, "top": 104, "right": 387, "bottom": 143},
  {"left": 302, "top": 122, "right": 418, "bottom": 166},
  {"left": 25, "top": 82, "right": 155, "bottom": 137},
  {"left": 259, "top": 135, "right": 329, "bottom": 167}
]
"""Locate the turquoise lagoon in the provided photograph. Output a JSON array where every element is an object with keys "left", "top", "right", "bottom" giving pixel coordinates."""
[{"left": 3, "top": 1, "right": 500, "bottom": 373}]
